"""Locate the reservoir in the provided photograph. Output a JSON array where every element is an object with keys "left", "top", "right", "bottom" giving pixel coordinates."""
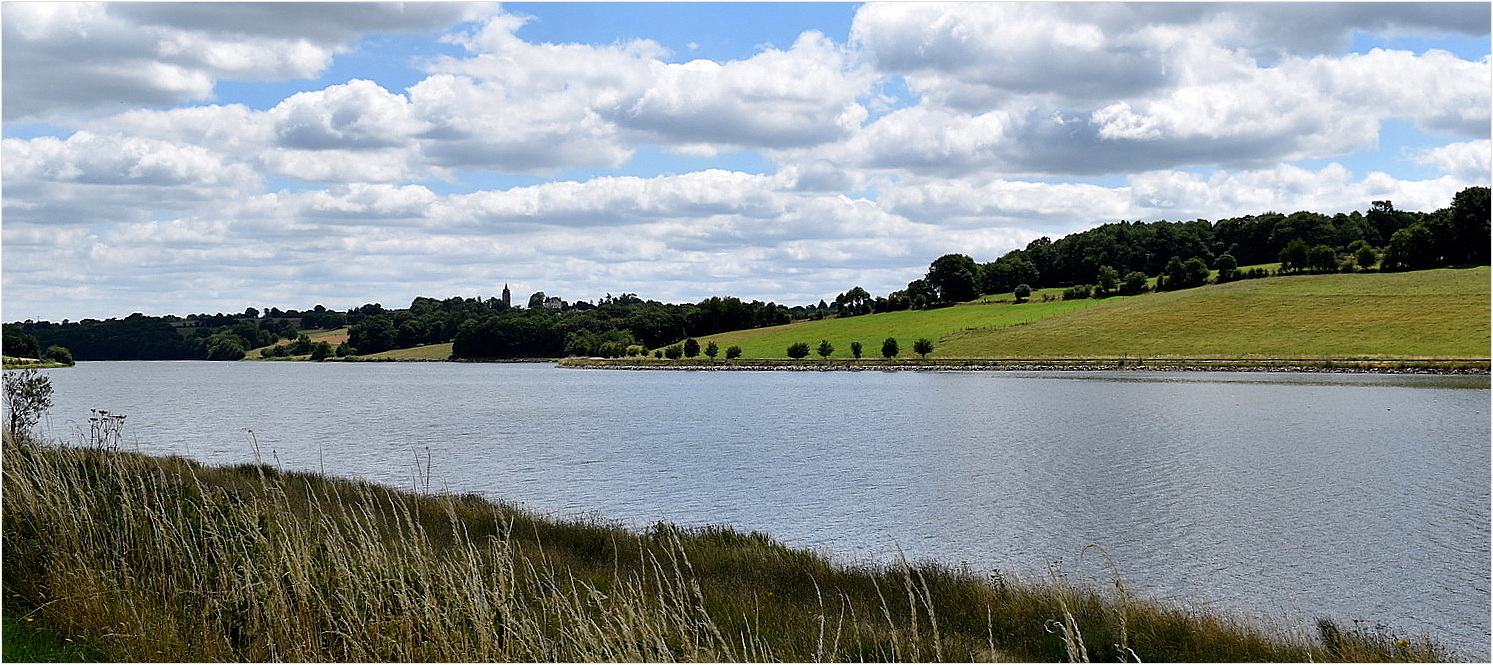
[{"left": 36, "top": 361, "right": 1491, "bottom": 658}]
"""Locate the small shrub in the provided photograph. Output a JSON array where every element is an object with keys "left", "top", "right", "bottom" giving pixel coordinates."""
[
  {"left": 4, "top": 368, "right": 53, "bottom": 438},
  {"left": 704, "top": 341, "right": 719, "bottom": 359},
  {"left": 913, "top": 338, "right": 934, "bottom": 358},
  {"left": 816, "top": 339, "right": 834, "bottom": 358},
  {"left": 664, "top": 345, "right": 683, "bottom": 360},
  {"left": 786, "top": 342, "right": 810, "bottom": 359},
  {"left": 1062, "top": 284, "right": 1091, "bottom": 300},
  {"left": 725, "top": 345, "right": 742, "bottom": 360},
  {"left": 881, "top": 337, "right": 899, "bottom": 358},
  {"left": 1121, "top": 271, "right": 1149, "bottom": 295},
  {"left": 41, "top": 346, "right": 74, "bottom": 366},
  {"left": 682, "top": 338, "right": 700, "bottom": 358},
  {"left": 850, "top": 341, "right": 863, "bottom": 359}
]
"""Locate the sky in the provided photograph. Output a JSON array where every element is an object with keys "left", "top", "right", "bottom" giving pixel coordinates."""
[{"left": 2, "top": 1, "right": 1489, "bottom": 322}]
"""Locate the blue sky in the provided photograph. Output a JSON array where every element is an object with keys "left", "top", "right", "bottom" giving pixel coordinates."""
[{"left": 3, "top": 2, "right": 1489, "bottom": 321}]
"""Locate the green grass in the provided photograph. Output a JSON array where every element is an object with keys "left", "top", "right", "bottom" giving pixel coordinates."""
[
  {"left": 698, "top": 295, "right": 1108, "bottom": 359},
  {"left": 2, "top": 612, "right": 99, "bottom": 662},
  {"left": 941, "top": 267, "right": 1490, "bottom": 359},
  {"left": 244, "top": 328, "right": 350, "bottom": 360},
  {"left": 2, "top": 356, "right": 68, "bottom": 370},
  {"left": 2, "top": 430, "right": 1452, "bottom": 662},
  {"left": 695, "top": 268, "right": 1489, "bottom": 361},
  {"left": 363, "top": 342, "right": 454, "bottom": 360}
]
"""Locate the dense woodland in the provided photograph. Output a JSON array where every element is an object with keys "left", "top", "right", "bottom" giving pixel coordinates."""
[{"left": 6, "top": 187, "right": 1487, "bottom": 362}]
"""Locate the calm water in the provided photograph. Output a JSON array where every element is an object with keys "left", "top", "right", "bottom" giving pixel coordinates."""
[{"left": 34, "top": 362, "right": 1492, "bottom": 658}]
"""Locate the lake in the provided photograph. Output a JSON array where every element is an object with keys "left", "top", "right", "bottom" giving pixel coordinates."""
[{"left": 34, "top": 361, "right": 1491, "bottom": 658}]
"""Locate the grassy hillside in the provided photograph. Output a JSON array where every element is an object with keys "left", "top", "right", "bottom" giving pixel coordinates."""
[
  {"left": 702, "top": 268, "right": 1490, "bottom": 360},
  {"left": 244, "top": 328, "right": 349, "bottom": 360},
  {"left": 700, "top": 289, "right": 1108, "bottom": 359},
  {"left": 363, "top": 342, "right": 453, "bottom": 360}
]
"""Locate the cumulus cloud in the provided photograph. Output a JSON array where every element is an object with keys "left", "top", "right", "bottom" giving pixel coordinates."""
[
  {"left": 420, "top": 12, "right": 873, "bottom": 163},
  {"left": 1, "top": 132, "right": 261, "bottom": 224},
  {"left": 2, "top": 2, "right": 1487, "bottom": 321},
  {"left": 2, "top": 2, "right": 488, "bottom": 122},
  {"left": 1413, "top": 140, "right": 1492, "bottom": 181},
  {"left": 615, "top": 32, "right": 871, "bottom": 152}
]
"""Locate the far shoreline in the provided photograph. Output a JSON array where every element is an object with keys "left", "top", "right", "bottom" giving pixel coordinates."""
[{"left": 556, "top": 356, "right": 1492, "bottom": 375}]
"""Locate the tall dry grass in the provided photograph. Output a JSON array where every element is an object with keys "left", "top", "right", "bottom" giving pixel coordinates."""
[{"left": 2, "top": 432, "right": 1449, "bottom": 662}]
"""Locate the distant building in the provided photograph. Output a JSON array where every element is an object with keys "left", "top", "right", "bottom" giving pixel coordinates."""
[
  {"left": 543, "top": 296, "right": 564, "bottom": 310},
  {"left": 502, "top": 284, "right": 511, "bottom": 307}
]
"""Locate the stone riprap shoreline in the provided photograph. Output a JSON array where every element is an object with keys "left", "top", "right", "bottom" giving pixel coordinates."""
[{"left": 559, "top": 357, "right": 1491, "bottom": 375}]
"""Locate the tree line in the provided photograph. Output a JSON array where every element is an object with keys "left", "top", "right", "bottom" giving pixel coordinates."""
[
  {"left": 827, "top": 186, "right": 1488, "bottom": 314},
  {"left": 6, "top": 187, "right": 1485, "bottom": 361}
]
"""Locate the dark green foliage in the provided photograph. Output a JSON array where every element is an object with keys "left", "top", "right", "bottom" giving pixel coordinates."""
[
  {"left": 19, "top": 314, "right": 194, "bottom": 360},
  {"left": 1184, "top": 257, "right": 1210, "bottom": 286},
  {"left": 725, "top": 345, "right": 742, "bottom": 360},
  {"left": 1013, "top": 284, "right": 1032, "bottom": 302},
  {"left": 1063, "top": 285, "right": 1092, "bottom": 301},
  {"left": 925, "top": 254, "right": 980, "bottom": 304},
  {"left": 1355, "top": 244, "right": 1378, "bottom": 271},
  {"left": 348, "top": 316, "right": 398, "bottom": 355},
  {"left": 682, "top": 338, "right": 700, "bottom": 358},
  {"left": 1121, "top": 271, "right": 1149, "bottom": 295},
  {"left": 1095, "top": 265, "right": 1120, "bottom": 295},
  {"left": 1280, "top": 238, "right": 1311, "bottom": 273},
  {"left": 1448, "top": 186, "right": 1490, "bottom": 264},
  {"left": 205, "top": 337, "right": 245, "bottom": 361},
  {"left": 834, "top": 286, "right": 873, "bottom": 316},
  {"left": 1310, "top": 245, "right": 1339, "bottom": 273},
  {"left": 1214, "top": 253, "right": 1239, "bottom": 282},
  {"left": 3, "top": 325, "right": 41, "bottom": 359},
  {"left": 913, "top": 338, "right": 934, "bottom": 358},
  {"left": 816, "top": 339, "right": 834, "bottom": 358},
  {"left": 979, "top": 257, "right": 1041, "bottom": 295},
  {"left": 308, "top": 341, "right": 332, "bottom": 361},
  {"left": 704, "top": 341, "right": 719, "bottom": 359},
  {"left": 41, "top": 346, "right": 74, "bottom": 366},
  {"left": 786, "top": 342, "right": 810, "bottom": 359},
  {"left": 3, "top": 369, "right": 52, "bottom": 438},
  {"left": 849, "top": 340, "right": 863, "bottom": 359},
  {"left": 664, "top": 344, "right": 683, "bottom": 360},
  {"left": 881, "top": 337, "right": 899, "bottom": 358}
]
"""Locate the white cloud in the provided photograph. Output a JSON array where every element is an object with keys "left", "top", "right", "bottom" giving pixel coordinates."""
[
  {"left": 1127, "top": 163, "right": 1475, "bottom": 218},
  {"left": 616, "top": 31, "right": 871, "bottom": 152},
  {"left": 2, "top": 2, "right": 490, "bottom": 122},
  {"left": 1, "top": 132, "right": 261, "bottom": 224},
  {"left": 269, "top": 79, "right": 425, "bottom": 151},
  {"left": 1413, "top": 140, "right": 1492, "bottom": 181}
]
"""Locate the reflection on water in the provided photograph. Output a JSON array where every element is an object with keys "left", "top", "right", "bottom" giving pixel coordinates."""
[{"left": 40, "top": 362, "right": 1491, "bottom": 658}]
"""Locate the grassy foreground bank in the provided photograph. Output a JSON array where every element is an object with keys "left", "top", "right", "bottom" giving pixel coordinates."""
[{"left": 2, "top": 435, "right": 1448, "bottom": 662}]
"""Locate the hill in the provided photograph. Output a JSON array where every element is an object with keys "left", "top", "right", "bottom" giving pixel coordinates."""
[{"left": 697, "top": 268, "right": 1490, "bottom": 361}]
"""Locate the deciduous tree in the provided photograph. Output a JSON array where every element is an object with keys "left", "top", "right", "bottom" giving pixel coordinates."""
[
  {"left": 881, "top": 337, "right": 899, "bottom": 358},
  {"left": 913, "top": 338, "right": 934, "bottom": 358}
]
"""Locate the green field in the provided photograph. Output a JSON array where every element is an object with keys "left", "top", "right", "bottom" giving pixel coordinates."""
[
  {"left": 363, "top": 342, "right": 453, "bottom": 360},
  {"left": 701, "top": 268, "right": 1491, "bottom": 361},
  {"left": 698, "top": 293, "right": 1109, "bottom": 359}
]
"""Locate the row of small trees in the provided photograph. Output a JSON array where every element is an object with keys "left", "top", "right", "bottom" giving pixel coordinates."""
[
  {"left": 643, "top": 336, "right": 938, "bottom": 361},
  {"left": 785, "top": 337, "right": 935, "bottom": 360}
]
